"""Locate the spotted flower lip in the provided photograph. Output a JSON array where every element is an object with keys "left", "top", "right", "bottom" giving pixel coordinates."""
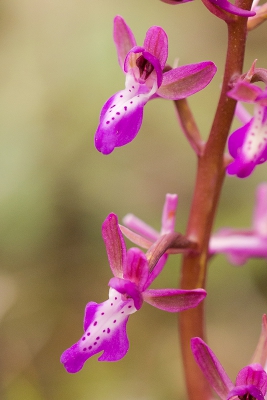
[
  {"left": 226, "top": 81, "right": 267, "bottom": 178},
  {"left": 209, "top": 183, "right": 267, "bottom": 265},
  {"left": 60, "top": 213, "right": 206, "bottom": 373},
  {"left": 94, "top": 15, "right": 217, "bottom": 155},
  {"left": 191, "top": 337, "right": 267, "bottom": 400}
]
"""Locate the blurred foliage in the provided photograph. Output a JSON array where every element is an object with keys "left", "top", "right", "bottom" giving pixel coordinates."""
[{"left": 0, "top": 0, "right": 267, "bottom": 399}]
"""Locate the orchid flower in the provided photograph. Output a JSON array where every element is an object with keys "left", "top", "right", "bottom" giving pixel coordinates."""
[
  {"left": 209, "top": 183, "right": 267, "bottom": 265},
  {"left": 120, "top": 193, "right": 178, "bottom": 250},
  {"left": 160, "top": 0, "right": 255, "bottom": 17},
  {"left": 94, "top": 16, "right": 217, "bottom": 154},
  {"left": 61, "top": 213, "right": 206, "bottom": 373},
  {"left": 191, "top": 324, "right": 267, "bottom": 400},
  {"left": 160, "top": 0, "right": 193, "bottom": 4},
  {"left": 248, "top": 0, "right": 267, "bottom": 30},
  {"left": 207, "top": 0, "right": 255, "bottom": 17},
  {"left": 226, "top": 81, "right": 267, "bottom": 178}
]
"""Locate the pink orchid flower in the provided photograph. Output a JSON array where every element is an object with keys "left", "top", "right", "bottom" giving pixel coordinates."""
[
  {"left": 160, "top": 0, "right": 255, "bottom": 17},
  {"left": 60, "top": 213, "right": 206, "bottom": 373},
  {"left": 227, "top": 81, "right": 267, "bottom": 178},
  {"left": 208, "top": 0, "right": 255, "bottom": 16},
  {"left": 191, "top": 316, "right": 267, "bottom": 400},
  {"left": 94, "top": 16, "right": 217, "bottom": 154},
  {"left": 248, "top": 0, "right": 267, "bottom": 30},
  {"left": 209, "top": 183, "right": 267, "bottom": 265}
]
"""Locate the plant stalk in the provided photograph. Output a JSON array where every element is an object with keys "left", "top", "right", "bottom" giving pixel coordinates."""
[{"left": 178, "top": 3, "right": 252, "bottom": 399}]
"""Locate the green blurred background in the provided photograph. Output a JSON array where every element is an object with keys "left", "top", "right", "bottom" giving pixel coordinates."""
[{"left": 0, "top": 1, "right": 267, "bottom": 399}]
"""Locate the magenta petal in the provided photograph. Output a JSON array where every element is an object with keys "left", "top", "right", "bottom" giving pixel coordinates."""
[
  {"left": 157, "top": 62, "right": 217, "bottom": 100},
  {"left": 84, "top": 301, "right": 99, "bottom": 331},
  {"left": 227, "top": 385, "right": 264, "bottom": 400},
  {"left": 60, "top": 289, "right": 136, "bottom": 372},
  {"left": 95, "top": 97, "right": 144, "bottom": 154},
  {"left": 142, "top": 288, "right": 206, "bottom": 312},
  {"left": 257, "top": 92, "right": 267, "bottom": 107},
  {"left": 235, "top": 364, "right": 267, "bottom": 395},
  {"left": 161, "top": 0, "right": 193, "bottom": 3},
  {"left": 228, "top": 122, "right": 250, "bottom": 158},
  {"left": 191, "top": 338, "right": 234, "bottom": 399},
  {"left": 124, "top": 248, "right": 149, "bottom": 292},
  {"left": 226, "top": 120, "right": 263, "bottom": 178},
  {"left": 61, "top": 343, "right": 89, "bottom": 373},
  {"left": 113, "top": 16, "right": 136, "bottom": 70},
  {"left": 102, "top": 213, "right": 126, "bottom": 278},
  {"left": 108, "top": 277, "right": 143, "bottom": 310},
  {"left": 142, "top": 50, "right": 163, "bottom": 88},
  {"left": 227, "top": 158, "right": 256, "bottom": 178},
  {"left": 209, "top": 0, "right": 255, "bottom": 16},
  {"left": 95, "top": 92, "right": 145, "bottom": 154},
  {"left": 228, "top": 81, "right": 262, "bottom": 103},
  {"left": 97, "top": 317, "right": 130, "bottom": 361},
  {"left": 143, "top": 26, "right": 168, "bottom": 70},
  {"left": 125, "top": 47, "right": 163, "bottom": 88}
]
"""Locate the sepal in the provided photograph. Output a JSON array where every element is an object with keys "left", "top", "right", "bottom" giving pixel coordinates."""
[
  {"left": 142, "top": 288, "right": 206, "bottom": 312},
  {"left": 157, "top": 62, "right": 217, "bottom": 100}
]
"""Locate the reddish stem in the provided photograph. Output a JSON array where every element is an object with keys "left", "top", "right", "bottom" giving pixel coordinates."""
[{"left": 178, "top": 2, "right": 253, "bottom": 399}]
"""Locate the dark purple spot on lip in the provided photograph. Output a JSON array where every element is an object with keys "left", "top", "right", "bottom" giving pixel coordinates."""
[
  {"left": 128, "top": 306, "right": 132, "bottom": 308},
  {"left": 115, "top": 297, "right": 117, "bottom": 300},
  {"left": 121, "top": 311, "right": 124, "bottom": 314},
  {"left": 130, "top": 101, "right": 133, "bottom": 104},
  {"left": 112, "top": 117, "right": 115, "bottom": 120},
  {"left": 82, "top": 337, "right": 86, "bottom": 341},
  {"left": 107, "top": 328, "right": 110, "bottom": 334},
  {"left": 111, "top": 303, "right": 113, "bottom": 306},
  {"left": 94, "top": 321, "right": 97, "bottom": 326},
  {"left": 129, "top": 89, "right": 131, "bottom": 92},
  {"left": 87, "top": 332, "right": 91, "bottom": 336},
  {"left": 120, "top": 95, "right": 123, "bottom": 98},
  {"left": 103, "top": 330, "right": 106, "bottom": 332},
  {"left": 132, "top": 86, "right": 135, "bottom": 89},
  {"left": 96, "top": 336, "right": 100, "bottom": 340},
  {"left": 113, "top": 320, "right": 116, "bottom": 323},
  {"left": 124, "top": 107, "right": 127, "bottom": 111},
  {"left": 111, "top": 105, "right": 116, "bottom": 108},
  {"left": 89, "top": 346, "right": 92, "bottom": 350},
  {"left": 116, "top": 112, "right": 120, "bottom": 115},
  {"left": 83, "top": 348, "right": 86, "bottom": 351},
  {"left": 106, "top": 121, "right": 110, "bottom": 125},
  {"left": 94, "top": 342, "right": 97, "bottom": 345},
  {"left": 101, "top": 312, "right": 104, "bottom": 315}
]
